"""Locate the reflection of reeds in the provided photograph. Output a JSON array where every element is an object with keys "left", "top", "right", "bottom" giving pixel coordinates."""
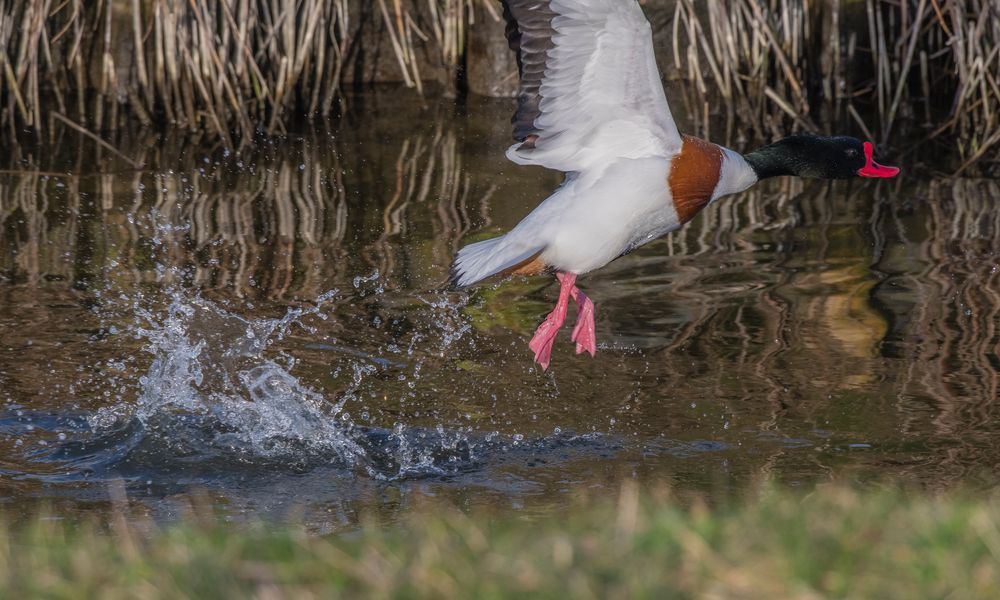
[
  {"left": 366, "top": 120, "right": 497, "bottom": 282},
  {"left": 859, "top": 177, "right": 1000, "bottom": 486},
  {"left": 895, "top": 179, "right": 1000, "bottom": 429},
  {"left": 662, "top": 179, "right": 882, "bottom": 419},
  {"left": 591, "top": 169, "right": 998, "bottom": 477},
  {"left": 0, "top": 110, "right": 496, "bottom": 298}
]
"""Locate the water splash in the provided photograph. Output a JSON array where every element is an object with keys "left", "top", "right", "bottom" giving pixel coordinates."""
[
  {"left": 77, "top": 281, "right": 513, "bottom": 481},
  {"left": 90, "top": 290, "right": 366, "bottom": 467},
  {"left": 17, "top": 203, "right": 606, "bottom": 486},
  {"left": 0, "top": 277, "right": 629, "bottom": 508}
]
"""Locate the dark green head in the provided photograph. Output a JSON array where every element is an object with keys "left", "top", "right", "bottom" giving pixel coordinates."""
[{"left": 745, "top": 135, "right": 900, "bottom": 180}]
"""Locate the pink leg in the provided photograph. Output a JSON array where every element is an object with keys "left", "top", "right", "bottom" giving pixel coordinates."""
[
  {"left": 569, "top": 286, "right": 597, "bottom": 356},
  {"left": 528, "top": 272, "right": 576, "bottom": 371}
]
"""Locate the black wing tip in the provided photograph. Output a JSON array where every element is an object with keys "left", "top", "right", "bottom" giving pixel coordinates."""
[
  {"left": 501, "top": 0, "right": 556, "bottom": 144},
  {"left": 448, "top": 261, "right": 469, "bottom": 289}
]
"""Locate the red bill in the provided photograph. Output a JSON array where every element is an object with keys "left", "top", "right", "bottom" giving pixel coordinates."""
[{"left": 858, "top": 142, "right": 900, "bottom": 178}]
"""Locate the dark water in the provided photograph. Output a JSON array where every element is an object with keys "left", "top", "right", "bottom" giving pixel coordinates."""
[{"left": 1, "top": 91, "right": 998, "bottom": 527}]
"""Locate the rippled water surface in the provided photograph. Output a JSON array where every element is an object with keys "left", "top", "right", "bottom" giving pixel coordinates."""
[{"left": 1, "top": 92, "right": 998, "bottom": 526}]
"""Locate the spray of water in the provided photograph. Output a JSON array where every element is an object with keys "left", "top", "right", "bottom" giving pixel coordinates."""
[
  {"left": 7, "top": 269, "right": 618, "bottom": 495},
  {"left": 87, "top": 289, "right": 366, "bottom": 468},
  {"left": 56, "top": 214, "right": 542, "bottom": 481}
]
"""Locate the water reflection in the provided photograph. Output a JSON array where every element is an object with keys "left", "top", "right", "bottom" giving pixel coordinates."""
[
  {"left": 0, "top": 122, "right": 500, "bottom": 297},
  {"left": 0, "top": 93, "right": 998, "bottom": 525}
]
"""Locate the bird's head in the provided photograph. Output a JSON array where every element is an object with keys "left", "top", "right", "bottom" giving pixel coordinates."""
[{"left": 746, "top": 134, "right": 900, "bottom": 180}]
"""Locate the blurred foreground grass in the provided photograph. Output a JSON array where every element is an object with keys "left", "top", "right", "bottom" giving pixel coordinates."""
[{"left": 3, "top": 485, "right": 1000, "bottom": 598}]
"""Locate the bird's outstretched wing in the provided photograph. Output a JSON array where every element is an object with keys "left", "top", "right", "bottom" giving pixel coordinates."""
[{"left": 502, "top": 0, "right": 681, "bottom": 173}]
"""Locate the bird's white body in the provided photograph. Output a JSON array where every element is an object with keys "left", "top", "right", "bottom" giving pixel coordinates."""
[
  {"left": 451, "top": 0, "right": 758, "bottom": 287},
  {"left": 454, "top": 149, "right": 757, "bottom": 284},
  {"left": 527, "top": 150, "right": 758, "bottom": 273},
  {"left": 511, "top": 158, "right": 676, "bottom": 274}
]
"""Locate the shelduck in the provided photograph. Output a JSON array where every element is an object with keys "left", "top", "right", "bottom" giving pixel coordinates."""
[{"left": 451, "top": 0, "right": 900, "bottom": 370}]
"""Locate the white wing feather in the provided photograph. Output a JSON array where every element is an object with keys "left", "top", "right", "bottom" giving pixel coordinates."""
[{"left": 506, "top": 0, "right": 680, "bottom": 173}]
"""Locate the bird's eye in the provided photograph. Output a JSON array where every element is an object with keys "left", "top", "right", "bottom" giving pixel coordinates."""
[{"left": 846, "top": 149, "right": 859, "bottom": 158}]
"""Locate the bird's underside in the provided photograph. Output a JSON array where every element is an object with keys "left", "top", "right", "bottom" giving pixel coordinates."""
[
  {"left": 451, "top": 0, "right": 766, "bottom": 370},
  {"left": 449, "top": 0, "right": 710, "bottom": 370}
]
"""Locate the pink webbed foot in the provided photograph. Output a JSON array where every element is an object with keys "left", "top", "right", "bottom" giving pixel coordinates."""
[
  {"left": 528, "top": 272, "right": 598, "bottom": 370},
  {"left": 570, "top": 287, "right": 597, "bottom": 356},
  {"left": 528, "top": 273, "right": 576, "bottom": 371}
]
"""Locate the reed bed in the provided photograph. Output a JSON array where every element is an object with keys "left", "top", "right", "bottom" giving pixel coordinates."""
[
  {"left": 0, "top": 0, "right": 489, "bottom": 146},
  {"left": 675, "top": 0, "right": 1000, "bottom": 170},
  {"left": 1, "top": 0, "right": 997, "bottom": 165}
]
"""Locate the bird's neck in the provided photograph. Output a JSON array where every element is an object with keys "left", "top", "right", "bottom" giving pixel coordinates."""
[
  {"left": 742, "top": 145, "right": 800, "bottom": 180},
  {"left": 713, "top": 145, "right": 761, "bottom": 199}
]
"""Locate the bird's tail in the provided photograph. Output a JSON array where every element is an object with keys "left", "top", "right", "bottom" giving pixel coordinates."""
[{"left": 450, "top": 234, "right": 544, "bottom": 288}]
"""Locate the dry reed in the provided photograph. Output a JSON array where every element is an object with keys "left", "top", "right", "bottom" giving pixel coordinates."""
[
  {"left": 0, "top": 0, "right": 493, "bottom": 146},
  {"left": 1, "top": 0, "right": 997, "bottom": 166},
  {"left": 675, "top": 0, "right": 1000, "bottom": 171}
]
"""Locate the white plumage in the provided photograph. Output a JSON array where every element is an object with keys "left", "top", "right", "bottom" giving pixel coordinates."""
[
  {"left": 506, "top": 0, "right": 681, "bottom": 172},
  {"left": 452, "top": 0, "right": 700, "bottom": 287}
]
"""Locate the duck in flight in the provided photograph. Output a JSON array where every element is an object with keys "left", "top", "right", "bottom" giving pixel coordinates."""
[{"left": 451, "top": 0, "right": 899, "bottom": 370}]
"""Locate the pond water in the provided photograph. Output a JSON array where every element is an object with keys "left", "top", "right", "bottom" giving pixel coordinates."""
[{"left": 1, "top": 91, "right": 998, "bottom": 527}]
